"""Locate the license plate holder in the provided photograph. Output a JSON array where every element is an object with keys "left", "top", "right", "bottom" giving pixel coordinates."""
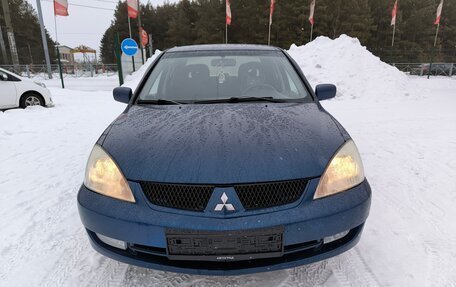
[{"left": 166, "top": 226, "right": 284, "bottom": 262}]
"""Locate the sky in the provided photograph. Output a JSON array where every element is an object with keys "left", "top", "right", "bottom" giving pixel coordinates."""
[{"left": 26, "top": 0, "right": 175, "bottom": 53}]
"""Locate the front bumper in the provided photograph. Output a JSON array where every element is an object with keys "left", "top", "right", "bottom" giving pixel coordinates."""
[{"left": 78, "top": 178, "right": 371, "bottom": 275}]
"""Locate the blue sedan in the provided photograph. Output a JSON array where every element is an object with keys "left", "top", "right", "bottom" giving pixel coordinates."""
[{"left": 78, "top": 44, "right": 371, "bottom": 275}]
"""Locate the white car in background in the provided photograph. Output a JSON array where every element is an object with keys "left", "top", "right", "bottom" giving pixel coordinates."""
[{"left": 0, "top": 68, "right": 53, "bottom": 109}]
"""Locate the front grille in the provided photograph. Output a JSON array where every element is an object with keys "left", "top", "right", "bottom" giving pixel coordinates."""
[
  {"left": 140, "top": 182, "right": 213, "bottom": 211},
  {"left": 235, "top": 179, "right": 307, "bottom": 210},
  {"left": 140, "top": 179, "right": 307, "bottom": 212}
]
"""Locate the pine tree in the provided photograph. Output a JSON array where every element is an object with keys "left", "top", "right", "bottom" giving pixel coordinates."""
[
  {"left": 0, "top": 0, "right": 55, "bottom": 65},
  {"left": 166, "top": 0, "right": 196, "bottom": 46},
  {"left": 194, "top": 0, "right": 224, "bottom": 44},
  {"left": 100, "top": 1, "right": 140, "bottom": 63},
  {"left": 97, "top": 0, "right": 456, "bottom": 63},
  {"left": 272, "top": 0, "right": 306, "bottom": 47}
]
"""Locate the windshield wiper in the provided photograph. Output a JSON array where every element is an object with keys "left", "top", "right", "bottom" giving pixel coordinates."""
[
  {"left": 137, "top": 99, "right": 184, "bottom": 105},
  {"left": 193, "top": 97, "right": 285, "bottom": 104}
]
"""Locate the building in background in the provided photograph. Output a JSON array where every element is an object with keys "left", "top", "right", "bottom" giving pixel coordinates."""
[{"left": 58, "top": 45, "right": 75, "bottom": 65}]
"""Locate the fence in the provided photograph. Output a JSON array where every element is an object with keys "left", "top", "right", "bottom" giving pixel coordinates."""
[
  {"left": 392, "top": 63, "right": 455, "bottom": 77},
  {"left": 0, "top": 64, "right": 119, "bottom": 80},
  {"left": 2, "top": 62, "right": 455, "bottom": 79}
]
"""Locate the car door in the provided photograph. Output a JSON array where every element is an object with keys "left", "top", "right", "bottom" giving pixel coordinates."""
[{"left": 0, "top": 70, "right": 17, "bottom": 108}]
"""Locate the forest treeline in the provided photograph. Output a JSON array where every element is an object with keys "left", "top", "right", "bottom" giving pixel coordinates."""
[
  {"left": 100, "top": 0, "right": 456, "bottom": 64},
  {"left": 1, "top": 0, "right": 455, "bottom": 66},
  {"left": 0, "top": 0, "right": 56, "bottom": 65}
]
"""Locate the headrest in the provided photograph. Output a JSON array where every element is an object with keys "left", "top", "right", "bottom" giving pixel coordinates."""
[{"left": 239, "top": 62, "right": 264, "bottom": 77}]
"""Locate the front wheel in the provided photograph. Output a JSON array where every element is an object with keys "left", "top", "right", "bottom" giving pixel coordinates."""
[{"left": 20, "top": 93, "right": 44, "bottom": 109}]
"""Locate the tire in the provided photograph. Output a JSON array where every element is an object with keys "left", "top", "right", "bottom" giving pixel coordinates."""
[{"left": 19, "top": 92, "right": 45, "bottom": 109}]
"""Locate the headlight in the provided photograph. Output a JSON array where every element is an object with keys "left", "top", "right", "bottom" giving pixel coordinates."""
[
  {"left": 34, "top": 81, "right": 46, "bottom": 88},
  {"left": 314, "top": 140, "right": 365, "bottom": 199},
  {"left": 84, "top": 145, "right": 135, "bottom": 203}
]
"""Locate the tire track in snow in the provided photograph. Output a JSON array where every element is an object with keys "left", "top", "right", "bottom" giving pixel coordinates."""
[
  {"left": 123, "top": 267, "right": 191, "bottom": 287},
  {"left": 39, "top": 229, "right": 128, "bottom": 287},
  {"left": 122, "top": 266, "right": 288, "bottom": 287},
  {"left": 280, "top": 261, "right": 334, "bottom": 287},
  {"left": 328, "top": 248, "right": 381, "bottom": 287},
  {"left": 0, "top": 183, "right": 79, "bottom": 284},
  {"left": 83, "top": 258, "right": 129, "bottom": 287},
  {"left": 424, "top": 240, "right": 456, "bottom": 287}
]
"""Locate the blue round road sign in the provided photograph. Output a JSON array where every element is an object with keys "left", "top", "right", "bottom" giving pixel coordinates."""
[{"left": 121, "top": 38, "right": 138, "bottom": 56}]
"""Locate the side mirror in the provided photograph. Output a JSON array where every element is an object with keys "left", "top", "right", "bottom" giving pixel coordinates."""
[
  {"left": 113, "top": 87, "right": 133, "bottom": 104},
  {"left": 315, "top": 84, "right": 336, "bottom": 101},
  {"left": 0, "top": 73, "right": 7, "bottom": 81}
]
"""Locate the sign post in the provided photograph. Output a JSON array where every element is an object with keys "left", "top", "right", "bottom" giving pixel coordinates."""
[
  {"left": 140, "top": 28, "right": 148, "bottom": 60},
  {"left": 114, "top": 33, "right": 124, "bottom": 86},
  {"left": 56, "top": 46, "right": 65, "bottom": 89},
  {"left": 137, "top": 0, "right": 145, "bottom": 64},
  {"left": 121, "top": 38, "right": 139, "bottom": 57},
  {"left": 148, "top": 34, "right": 153, "bottom": 57},
  {"left": 121, "top": 38, "right": 138, "bottom": 80}
]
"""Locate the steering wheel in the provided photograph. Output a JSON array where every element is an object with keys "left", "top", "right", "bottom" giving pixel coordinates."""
[{"left": 242, "top": 83, "right": 278, "bottom": 95}]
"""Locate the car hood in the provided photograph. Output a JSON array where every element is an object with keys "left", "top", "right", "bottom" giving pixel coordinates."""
[{"left": 102, "top": 103, "right": 345, "bottom": 184}]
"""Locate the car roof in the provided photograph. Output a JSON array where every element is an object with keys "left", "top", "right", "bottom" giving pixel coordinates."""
[{"left": 166, "top": 44, "right": 282, "bottom": 53}]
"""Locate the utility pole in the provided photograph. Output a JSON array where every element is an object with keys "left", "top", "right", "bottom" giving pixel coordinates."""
[
  {"left": 114, "top": 33, "right": 124, "bottom": 86},
  {"left": 28, "top": 44, "right": 33, "bottom": 64},
  {"left": 36, "top": 0, "right": 53, "bottom": 79},
  {"left": 0, "top": 24, "right": 8, "bottom": 64},
  {"left": 1, "top": 0, "right": 19, "bottom": 66},
  {"left": 127, "top": 15, "right": 135, "bottom": 72},
  {"left": 137, "top": 0, "right": 144, "bottom": 65},
  {"left": 148, "top": 34, "right": 153, "bottom": 57}
]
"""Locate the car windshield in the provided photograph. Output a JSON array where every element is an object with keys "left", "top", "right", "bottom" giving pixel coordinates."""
[
  {"left": 137, "top": 50, "right": 311, "bottom": 104},
  {"left": 0, "top": 68, "right": 21, "bottom": 81}
]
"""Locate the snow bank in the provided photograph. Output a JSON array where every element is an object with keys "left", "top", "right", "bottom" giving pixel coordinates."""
[
  {"left": 288, "top": 35, "right": 410, "bottom": 101},
  {"left": 122, "top": 50, "right": 162, "bottom": 91}
]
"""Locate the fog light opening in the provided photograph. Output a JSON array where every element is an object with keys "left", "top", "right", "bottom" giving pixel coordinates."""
[
  {"left": 96, "top": 233, "right": 127, "bottom": 250},
  {"left": 323, "top": 230, "right": 350, "bottom": 244}
]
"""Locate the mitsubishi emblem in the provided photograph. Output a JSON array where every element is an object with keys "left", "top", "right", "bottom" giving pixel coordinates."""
[{"left": 214, "top": 192, "right": 235, "bottom": 211}]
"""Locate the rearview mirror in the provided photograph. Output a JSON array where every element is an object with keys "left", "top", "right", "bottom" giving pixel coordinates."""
[
  {"left": 211, "top": 58, "right": 236, "bottom": 67},
  {"left": 113, "top": 87, "right": 133, "bottom": 104},
  {"left": 315, "top": 84, "right": 336, "bottom": 101},
  {"left": 0, "top": 73, "right": 7, "bottom": 81}
]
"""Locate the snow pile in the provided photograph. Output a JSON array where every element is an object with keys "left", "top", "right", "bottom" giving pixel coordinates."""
[
  {"left": 288, "top": 35, "right": 410, "bottom": 101},
  {"left": 122, "top": 50, "right": 162, "bottom": 91}
]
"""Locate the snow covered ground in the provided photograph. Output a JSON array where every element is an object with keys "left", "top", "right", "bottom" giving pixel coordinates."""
[{"left": 1, "top": 36, "right": 455, "bottom": 286}]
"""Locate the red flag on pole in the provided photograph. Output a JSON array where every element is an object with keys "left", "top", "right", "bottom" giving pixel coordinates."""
[
  {"left": 269, "top": 0, "right": 275, "bottom": 25},
  {"left": 434, "top": 0, "right": 443, "bottom": 25},
  {"left": 309, "top": 0, "right": 315, "bottom": 25},
  {"left": 391, "top": 0, "right": 398, "bottom": 26},
  {"left": 140, "top": 28, "right": 148, "bottom": 46},
  {"left": 127, "top": 0, "right": 138, "bottom": 19},
  {"left": 226, "top": 0, "right": 232, "bottom": 25},
  {"left": 54, "top": 0, "right": 69, "bottom": 16}
]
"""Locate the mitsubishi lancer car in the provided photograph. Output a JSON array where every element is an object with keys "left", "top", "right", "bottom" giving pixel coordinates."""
[{"left": 77, "top": 44, "right": 371, "bottom": 275}]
